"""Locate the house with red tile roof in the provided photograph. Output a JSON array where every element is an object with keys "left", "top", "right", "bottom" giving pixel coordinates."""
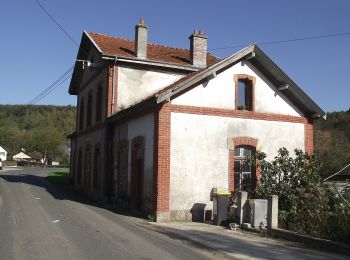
[{"left": 68, "top": 19, "right": 325, "bottom": 222}]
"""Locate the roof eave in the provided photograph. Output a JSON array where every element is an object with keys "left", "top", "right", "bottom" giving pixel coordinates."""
[
  {"left": 252, "top": 45, "right": 326, "bottom": 120},
  {"left": 68, "top": 31, "right": 104, "bottom": 95},
  {"left": 106, "top": 96, "right": 158, "bottom": 124},
  {"left": 157, "top": 45, "right": 255, "bottom": 103},
  {"left": 156, "top": 44, "right": 326, "bottom": 121},
  {"left": 101, "top": 55, "right": 199, "bottom": 72}
]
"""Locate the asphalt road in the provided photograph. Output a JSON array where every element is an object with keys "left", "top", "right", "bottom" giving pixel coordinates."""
[{"left": 0, "top": 167, "right": 221, "bottom": 260}]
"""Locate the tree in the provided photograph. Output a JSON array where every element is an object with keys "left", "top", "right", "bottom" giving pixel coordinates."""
[
  {"left": 0, "top": 126, "right": 25, "bottom": 157},
  {"left": 26, "top": 128, "right": 63, "bottom": 163}
]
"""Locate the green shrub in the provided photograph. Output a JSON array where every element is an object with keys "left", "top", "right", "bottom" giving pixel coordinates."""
[{"left": 253, "top": 148, "right": 350, "bottom": 242}]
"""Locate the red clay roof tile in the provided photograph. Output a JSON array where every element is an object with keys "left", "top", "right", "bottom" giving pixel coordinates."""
[{"left": 88, "top": 32, "right": 220, "bottom": 67}]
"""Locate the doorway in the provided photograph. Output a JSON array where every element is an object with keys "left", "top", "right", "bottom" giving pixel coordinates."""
[{"left": 131, "top": 139, "right": 144, "bottom": 211}]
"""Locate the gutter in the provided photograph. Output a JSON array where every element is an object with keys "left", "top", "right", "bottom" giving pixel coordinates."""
[
  {"left": 111, "top": 57, "right": 117, "bottom": 115},
  {"left": 101, "top": 55, "right": 199, "bottom": 72}
]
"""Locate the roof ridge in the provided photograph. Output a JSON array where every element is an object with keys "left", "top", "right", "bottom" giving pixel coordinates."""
[
  {"left": 88, "top": 32, "right": 135, "bottom": 43},
  {"left": 89, "top": 31, "right": 189, "bottom": 51},
  {"left": 88, "top": 31, "right": 218, "bottom": 56}
]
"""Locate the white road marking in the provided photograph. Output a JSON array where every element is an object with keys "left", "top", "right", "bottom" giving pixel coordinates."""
[{"left": 52, "top": 220, "right": 60, "bottom": 223}]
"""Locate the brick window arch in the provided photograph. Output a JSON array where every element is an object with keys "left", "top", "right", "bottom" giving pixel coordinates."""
[
  {"left": 234, "top": 74, "right": 256, "bottom": 111},
  {"left": 229, "top": 137, "right": 259, "bottom": 192}
]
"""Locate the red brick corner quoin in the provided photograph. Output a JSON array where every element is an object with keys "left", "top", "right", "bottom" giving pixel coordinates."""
[{"left": 153, "top": 103, "right": 171, "bottom": 215}]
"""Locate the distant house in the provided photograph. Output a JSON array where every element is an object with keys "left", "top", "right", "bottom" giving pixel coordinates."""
[
  {"left": 68, "top": 20, "right": 326, "bottom": 222},
  {"left": 12, "top": 152, "right": 31, "bottom": 162},
  {"left": 0, "top": 146, "right": 7, "bottom": 161},
  {"left": 28, "top": 151, "right": 44, "bottom": 164}
]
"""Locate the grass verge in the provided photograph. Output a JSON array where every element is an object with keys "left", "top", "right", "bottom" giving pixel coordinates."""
[{"left": 46, "top": 168, "right": 70, "bottom": 188}]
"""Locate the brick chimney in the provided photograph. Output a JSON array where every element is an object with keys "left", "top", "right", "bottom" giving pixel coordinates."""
[
  {"left": 189, "top": 30, "right": 207, "bottom": 68},
  {"left": 135, "top": 18, "right": 148, "bottom": 59}
]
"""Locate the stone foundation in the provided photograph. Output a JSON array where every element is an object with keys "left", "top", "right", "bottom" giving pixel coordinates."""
[{"left": 156, "top": 209, "right": 213, "bottom": 222}]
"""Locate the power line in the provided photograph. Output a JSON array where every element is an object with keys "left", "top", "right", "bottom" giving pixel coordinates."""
[
  {"left": 28, "top": 66, "right": 73, "bottom": 104},
  {"left": 31, "top": 0, "right": 90, "bottom": 105},
  {"left": 31, "top": 72, "right": 73, "bottom": 105},
  {"left": 32, "top": 0, "right": 79, "bottom": 47},
  {"left": 36, "top": 72, "right": 73, "bottom": 104},
  {"left": 29, "top": 66, "right": 73, "bottom": 104},
  {"left": 209, "top": 32, "right": 350, "bottom": 51}
]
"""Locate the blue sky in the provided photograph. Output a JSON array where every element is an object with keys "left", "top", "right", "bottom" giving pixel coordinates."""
[{"left": 1, "top": 0, "right": 349, "bottom": 112}]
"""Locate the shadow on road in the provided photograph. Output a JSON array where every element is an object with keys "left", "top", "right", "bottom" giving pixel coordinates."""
[
  {"left": 0, "top": 171, "right": 146, "bottom": 220},
  {"left": 141, "top": 224, "right": 346, "bottom": 260}
]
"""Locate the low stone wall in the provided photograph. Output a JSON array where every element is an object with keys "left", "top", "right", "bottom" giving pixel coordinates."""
[
  {"left": 270, "top": 228, "right": 350, "bottom": 255},
  {"left": 3, "top": 161, "right": 17, "bottom": 167}
]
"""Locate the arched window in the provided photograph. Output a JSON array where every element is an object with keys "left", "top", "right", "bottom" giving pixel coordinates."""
[
  {"left": 79, "top": 98, "right": 85, "bottom": 130},
  {"left": 93, "top": 145, "right": 101, "bottom": 190},
  {"left": 96, "top": 86, "right": 103, "bottom": 122},
  {"left": 77, "top": 148, "right": 83, "bottom": 185},
  {"left": 229, "top": 137, "right": 258, "bottom": 192},
  {"left": 234, "top": 146, "right": 256, "bottom": 191},
  {"left": 87, "top": 91, "right": 92, "bottom": 127},
  {"left": 234, "top": 74, "right": 255, "bottom": 111},
  {"left": 131, "top": 137, "right": 144, "bottom": 210},
  {"left": 84, "top": 145, "right": 92, "bottom": 191}
]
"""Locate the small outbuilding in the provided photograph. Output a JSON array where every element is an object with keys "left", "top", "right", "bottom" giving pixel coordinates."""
[
  {"left": 12, "top": 152, "right": 32, "bottom": 162},
  {"left": 28, "top": 151, "right": 44, "bottom": 164}
]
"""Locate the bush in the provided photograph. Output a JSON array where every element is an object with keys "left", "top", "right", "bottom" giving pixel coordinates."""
[{"left": 253, "top": 147, "right": 350, "bottom": 242}]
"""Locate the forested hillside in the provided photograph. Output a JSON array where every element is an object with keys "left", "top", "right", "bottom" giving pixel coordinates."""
[
  {"left": 0, "top": 105, "right": 76, "bottom": 163},
  {"left": 314, "top": 110, "right": 350, "bottom": 179},
  {"left": 0, "top": 105, "right": 349, "bottom": 175}
]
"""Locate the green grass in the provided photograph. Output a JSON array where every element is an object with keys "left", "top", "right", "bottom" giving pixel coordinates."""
[{"left": 46, "top": 168, "right": 70, "bottom": 187}]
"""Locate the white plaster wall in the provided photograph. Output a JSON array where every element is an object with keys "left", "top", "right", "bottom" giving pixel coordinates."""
[
  {"left": 113, "top": 113, "right": 154, "bottom": 206},
  {"left": 0, "top": 151, "right": 7, "bottom": 161},
  {"left": 118, "top": 66, "right": 184, "bottom": 110},
  {"left": 172, "top": 61, "right": 303, "bottom": 117},
  {"left": 169, "top": 112, "right": 305, "bottom": 211}
]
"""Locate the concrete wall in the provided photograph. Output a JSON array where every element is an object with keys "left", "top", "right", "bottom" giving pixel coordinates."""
[
  {"left": 113, "top": 113, "right": 154, "bottom": 209},
  {"left": 117, "top": 65, "right": 184, "bottom": 110},
  {"left": 169, "top": 112, "right": 305, "bottom": 214},
  {"left": 172, "top": 61, "right": 303, "bottom": 117}
]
